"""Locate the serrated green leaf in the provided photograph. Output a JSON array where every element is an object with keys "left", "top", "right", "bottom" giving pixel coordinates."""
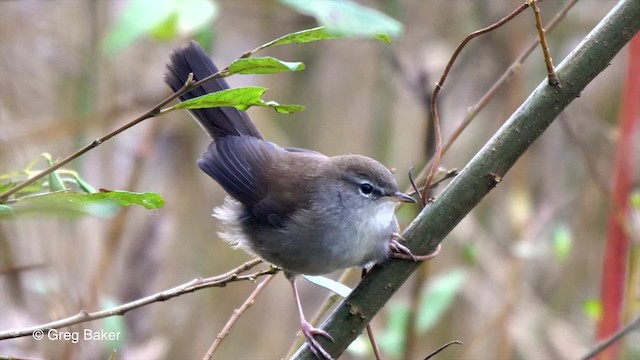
[
  {"left": 552, "top": 224, "right": 572, "bottom": 262},
  {"left": 263, "top": 27, "right": 344, "bottom": 49},
  {"left": 175, "top": 87, "right": 267, "bottom": 111},
  {"left": 5, "top": 191, "right": 165, "bottom": 218},
  {"left": 417, "top": 269, "right": 466, "bottom": 332},
  {"left": 228, "top": 57, "right": 305, "bottom": 75},
  {"left": 279, "top": 0, "right": 403, "bottom": 40},
  {"left": 173, "top": 87, "right": 305, "bottom": 114},
  {"left": 303, "top": 275, "right": 352, "bottom": 298},
  {"left": 90, "top": 190, "right": 166, "bottom": 209}
]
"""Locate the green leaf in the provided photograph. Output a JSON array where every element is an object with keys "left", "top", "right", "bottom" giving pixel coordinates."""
[
  {"left": 175, "top": 87, "right": 267, "bottom": 111},
  {"left": 5, "top": 191, "right": 165, "bottom": 218},
  {"left": 279, "top": 0, "right": 403, "bottom": 41},
  {"left": 416, "top": 269, "right": 466, "bottom": 332},
  {"left": 85, "top": 190, "right": 166, "bottom": 210},
  {"left": 0, "top": 204, "right": 13, "bottom": 215},
  {"left": 1, "top": 181, "right": 21, "bottom": 194},
  {"left": 104, "top": 0, "right": 217, "bottom": 54},
  {"left": 552, "top": 224, "right": 572, "bottom": 262},
  {"left": 176, "top": 0, "right": 218, "bottom": 34},
  {"left": 462, "top": 243, "right": 477, "bottom": 264},
  {"left": 261, "top": 101, "right": 305, "bottom": 114},
  {"left": 0, "top": 181, "right": 43, "bottom": 195},
  {"left": 150, "top": 11, "right": 179, "bottom": 40},
  {"left": 228, "top": 57, "right": 305, "bottom": 75},
  {"left": 379, "top": 302, "right": 409, "bottom": 357},
  {"left": 263, "top": 27, "right": 344, "bottom": 49},
  {"left": 303, "top": 275, "right": 352, "bottom": 298},
  {"left": 173, "top": 87, "right": 305, "bottom": 113}
]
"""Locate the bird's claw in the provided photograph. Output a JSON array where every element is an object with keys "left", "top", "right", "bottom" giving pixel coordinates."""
[
  {"left": 390, "top": 234, "right": 441, "bottom": 262},
  {"left": 301, "top": 320, "right": 334, "bottom": 360}
]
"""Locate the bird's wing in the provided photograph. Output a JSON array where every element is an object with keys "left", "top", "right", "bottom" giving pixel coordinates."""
[{"left": 197, "top": 136, "right": 279, "bottom": 207}]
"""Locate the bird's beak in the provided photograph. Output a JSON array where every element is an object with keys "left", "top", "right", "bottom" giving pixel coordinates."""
[{"left": 389, "top": 191, "right": 416, "bottom": 203}]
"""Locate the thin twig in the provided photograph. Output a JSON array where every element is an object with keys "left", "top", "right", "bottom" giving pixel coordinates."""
[
  {"left": 579, "top": 313, "right": 640, "bottom": 360},
  {"left": 361, "top": 268, "right": 382, "bottom": 360},
  {"left": 203, "top": 273, "right": 277, "bottom": 360},
  {"left": 557, "top": 116, "right": 609, "bottom": 195},
  {"left": 421, "top": 2, "right": 530, "bottom": 205},
  {"left": 86, "top": 119, "right": 163, "bottom": 312},
  {"left": 0, "top": 58, "right": 228, "bottom": 202},
  {"left": 412, "top": 0, "right": 577, "bottom": 187},
  {"left": 365, "top": 324, "right": 382, "bottom": 360},
  {"left": 0, "top": 258, "right": 276, "bottom": 340},
  {"left": 407, "top": 167, "right": 424, "bottom": 204},
  {"left": 424, "top": 340, "right": 463, "bottom": 360},
  {"left": 529, "top": 0, "right": 560, "bottom": 86}
]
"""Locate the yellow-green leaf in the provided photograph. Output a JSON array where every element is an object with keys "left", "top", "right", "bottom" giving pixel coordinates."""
[{"left": 228, "top": 57, "right": 305, "bottom": 74}]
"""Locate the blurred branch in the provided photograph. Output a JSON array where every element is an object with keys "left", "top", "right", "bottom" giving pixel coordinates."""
[
  {"left": 0, "top": 43, "right": 235, "bottom": 202},
  {"left": 203, "top": 273, "right": 276, "bottom": 360},
  {"left": 558, "top": 115, "right": 610, "bottom": 195},
  {"left": 292, "top": 0, "right": 640, "bottom": 358},
  {"left": 412, "top": 0, "right": 579, "bottom": 188},
  {"left": 86, "top": 118, "right": 163, "bottom": 310},
  {"left": 580, "top": 313, "right": 640, "bottom": 360},
  {"left": 421, "top": 1, "right": 529, "bottom": 205},
  {"left": 424, "top": 340, "right": 464, "bottom": 360},
  {"left": 0, "top": 71, "right": 194, "bottom": 202},
  {"left": 0, "top": 258, "right": 278, "bottom": 340}
]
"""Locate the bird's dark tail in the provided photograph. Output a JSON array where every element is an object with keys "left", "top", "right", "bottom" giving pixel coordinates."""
[{"left": 164, "top": 40, "right": 263, "bottom": 139}]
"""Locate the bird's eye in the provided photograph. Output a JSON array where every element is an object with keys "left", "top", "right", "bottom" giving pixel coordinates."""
[{"left": 359, "top": 183, "right": 374, "bottom": 196}]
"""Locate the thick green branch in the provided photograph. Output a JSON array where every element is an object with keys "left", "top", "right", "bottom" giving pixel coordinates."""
[{"left": 293, "top": 0, "right": 640, "bottom": 358}]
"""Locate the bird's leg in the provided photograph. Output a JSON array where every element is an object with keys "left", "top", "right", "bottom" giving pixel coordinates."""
[
  {"left": 389, "top": 233, "right": 441, "bottom": 261},
  {"left": 289, "top": 276, "right": 335, "bottom": 360}
]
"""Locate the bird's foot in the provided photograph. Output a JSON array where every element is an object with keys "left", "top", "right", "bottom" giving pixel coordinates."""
[
  {"left": 390, "top": 234, "right": 441, "bottom": 262},
  {"left": 300, "top": 320, "right": 334, "bottom": 360}
]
